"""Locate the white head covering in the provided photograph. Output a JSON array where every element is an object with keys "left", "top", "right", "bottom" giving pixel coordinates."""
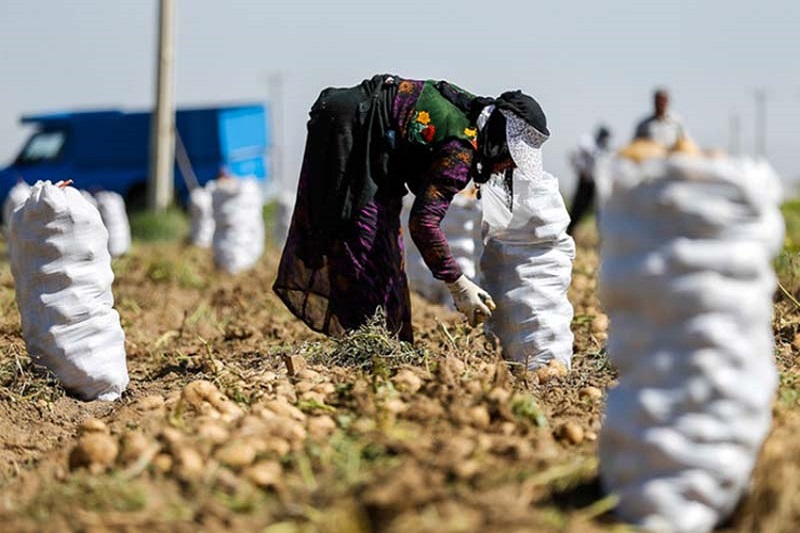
[{"left": 500, "top": 109, "right": 549, "bottom": 178}]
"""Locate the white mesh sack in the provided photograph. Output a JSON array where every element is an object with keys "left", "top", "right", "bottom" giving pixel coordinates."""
[
  {"left": 596, "top": 156, "right": 784, "bottom": 533},
  {"left": 480, "top": 168, "right": 575, "bottom": 369},
  {"left": 2, "top": 180, "right": 32, "bottom": 237},
  {"left": 9, "top": 181, "right": 129, "bottom": 401},
  {"left": 212, "top": 177, "right": 265, "bottom": 274},
  {"left": 403, "top": 189, "right": 482, "bottom": 306},
  {"left": 94, "top": 191, "right": 131, "bottom": 257},
  {"left": 189, "top": 183, "right": 215, "bottom": 248}
]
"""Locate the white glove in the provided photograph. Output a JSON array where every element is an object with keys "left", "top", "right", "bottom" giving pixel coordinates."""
[{"left": 446, "top": 275, "right": 496, "bottom": 327}]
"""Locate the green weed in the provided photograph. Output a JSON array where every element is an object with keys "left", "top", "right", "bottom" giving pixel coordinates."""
[
  {"left": 130, "top": 208, "right": 189, "bottom": 242},
  {"left": 511, "top": 394, "right": 548, "bottom": 427},
  {"left": 306, "top": 311, "right": 424, "bottom": 372},
  {"left": 0, "top": 347, "right": 65, "bottom": 403}
]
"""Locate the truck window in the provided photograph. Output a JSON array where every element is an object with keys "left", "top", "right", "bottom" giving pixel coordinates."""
[{"left": 16, "top": 130, "right": 66, "bottom": 165}]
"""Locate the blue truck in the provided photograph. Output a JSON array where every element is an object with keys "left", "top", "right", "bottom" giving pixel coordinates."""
[{"left": 0, "top": 103, "right": 270, "bottom": 210}]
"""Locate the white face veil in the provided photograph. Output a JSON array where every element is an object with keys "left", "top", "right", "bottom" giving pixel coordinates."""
[{"left": 500, "top": 109, "right": 549, "bottom": 178}]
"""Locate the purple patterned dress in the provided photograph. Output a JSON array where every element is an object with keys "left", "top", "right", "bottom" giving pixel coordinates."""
[{"left": 275, "top": 79, "right": 475, "bottom": 342}]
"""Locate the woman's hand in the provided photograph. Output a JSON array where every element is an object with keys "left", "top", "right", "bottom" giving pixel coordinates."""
[{"left": 446, "top": 275, "right": 497, "bottom": 327}]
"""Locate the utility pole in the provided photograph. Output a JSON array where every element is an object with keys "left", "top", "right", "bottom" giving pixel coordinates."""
[
  {"left": 728, "top": 113, "right": 741, "bottom": 156},
  {"left": 754, "top": 88, "right": 767, "bottom": 158},
  {"left": 148, "top": 0, "right": 176, "bottom": 212}
]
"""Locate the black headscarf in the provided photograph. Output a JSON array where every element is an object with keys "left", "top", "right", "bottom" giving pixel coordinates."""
[
  {"left": 474, "top": 111, "right": 509, "bottom": 183},
  {"left": 495, "top": 90, "right": 549, "bottom": 136}
]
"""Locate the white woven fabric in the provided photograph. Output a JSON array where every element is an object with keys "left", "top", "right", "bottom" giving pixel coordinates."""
[
  {"left": 212, "top": 178, "right": 265, "bottom": 274},
  {"left": 9, "top": 181, "right": 129, "bottom": 401},
  {"left": 501, "top": 109, "right": 548, "bottom": 177},
  {"left": 80, "top": 189, "right": 98, "bottom": 208},
  {"left": 189, "top": 183, "right": 215, "bottom": 248},
  {"left": 403, "top": 189, "right": 482, "bottom": 307},
  {"left": 94, "top": 191, "right": 131, "bottom": 257},
  {"left": 597, "top": 156, "right": 784, "bottom": 533},
  {"left": 2, "top": 181, "right": 31, "bottom": 238},
  {"left": 480, "top": 165, "right": 575, "bottom": 369}
]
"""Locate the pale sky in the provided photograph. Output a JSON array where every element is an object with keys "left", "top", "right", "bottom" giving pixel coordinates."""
[{"left": 2, "top": 0, "right": 799, "bottom": 196}]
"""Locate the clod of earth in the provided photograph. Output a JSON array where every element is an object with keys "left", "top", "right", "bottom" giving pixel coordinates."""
[
  {"left": 196, "top": 419, "right": 231, "bottom": 444},
  {"left": 307, "top": 415, "right": 337, "bottom": 439},
  {"left": 215, "top": 441, "right": 257, "bottom": 469},
  {"left": 282, "top": 353, "right": 307, "bottom": 376},
  {"left": 260, "top": 437, "right": 291, "bottom": 457},
  {"left": 245, "top": 460, "right": 282, "bottom": 488},
  {"left": 69, "top": 433, "right": 119, "bottom": 474},
  {"left": 578, "top": 386, "right": 604, "bottom": 401},
  {"left": 174, "top": 447, "right": 205, "bottom": 480},
  {"left": 548, "top": 360, "right": 569, "bottom": 378},
  {"left": 180, "top": 379, "right": 244, "bottom": 421},
  {"left": 591, "top": 313, "right": 609, "bottom": 334},
  {"left": 119, "top": 431, "right": 155, "bottom": 465},
  {"left": 78, "top": 418, "right": 109, "bottom": 435},
  {"left": 467, "top": 404, "right": 492, "bottom": 429},
  {"left": 557, "top": 421, "right": 585, "bottom": 445},
  {"left": 392, "top": 368, "right": 424, "bottom": 394},
  {"left": 261, "top": 398, "right": 306, "bottom": 423},
  {"left": 488, "top": 386, "right": 511, "bottom": 405},
  {"left": 152, "top": 453, "right": 173, "bottom": 473},
  {"left": 135, "top": 395, "right": 166, "bottom": 411}
]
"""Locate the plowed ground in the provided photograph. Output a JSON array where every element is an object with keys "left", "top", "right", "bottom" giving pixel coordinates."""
[{"left": 0, "top": 229, "right": 797, "bottom": 532}]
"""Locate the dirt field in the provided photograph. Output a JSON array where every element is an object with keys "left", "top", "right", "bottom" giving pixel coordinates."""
[{"left": 0, "top": 228, "right": 797, "bottom": 532}]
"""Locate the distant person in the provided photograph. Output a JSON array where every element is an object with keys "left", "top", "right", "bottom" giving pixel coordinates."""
[
  {"left": 567, "top": 125, "right": 611, "bottom": 236},
  {"left": 633, "top": 89, "right": 687, "bottom": 149},
  {"left": 274, "top": 74, "right": 551, "bottom": 341}
]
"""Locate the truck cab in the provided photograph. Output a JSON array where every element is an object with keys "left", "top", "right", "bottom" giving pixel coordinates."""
[{"left": 0, "top": 104, "right": 270, "bottom": 210}]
